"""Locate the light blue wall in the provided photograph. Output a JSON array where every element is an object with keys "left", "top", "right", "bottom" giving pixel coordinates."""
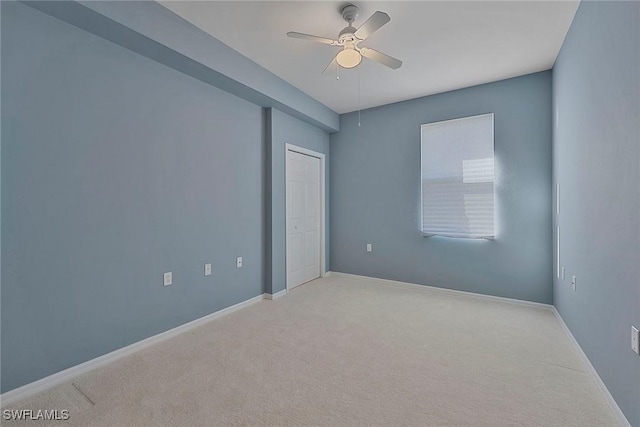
[
  {"left": 1, "top": 2, "right": 266, "bottom": 392},
  {"left": 552, "top": 2, "right": 640, "bottom": 426},
  {"left": 24, "top": 0, "right": 339, "bottom": 132},
  {"left": 330, "top": 72, "right": 553, "bottom": 303},
  {"left": 266, "top": 109, "right": 330, "bottom": 294}
]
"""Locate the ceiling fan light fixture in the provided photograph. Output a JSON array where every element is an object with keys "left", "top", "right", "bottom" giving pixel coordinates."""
[{"left": 336, "top": 48, "right": 362, "bottom": 69}]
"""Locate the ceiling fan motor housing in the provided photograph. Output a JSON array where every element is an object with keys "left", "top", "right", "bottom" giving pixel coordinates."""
[
  {"left": 341, "top": 5, "right": 360, "bottom": 24},
  {"left": 339, "top": 26, "right": 358, "bottom": 44}
]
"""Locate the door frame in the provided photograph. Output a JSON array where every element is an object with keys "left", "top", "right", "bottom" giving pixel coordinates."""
[{"left": 285, "top": 143, "right": 326, "bottom": 292}]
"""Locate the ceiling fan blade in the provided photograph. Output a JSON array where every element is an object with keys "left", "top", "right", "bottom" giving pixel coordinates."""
[
  {"left": 287, "top": 32, "right": 339, "bottom": 45},
  {"left": 360, "top": 48, "right": 403, "bottom": 69},
  {"left": 322, "top": 56, "right": 338, "bottom": 75},
  {"left": 354, "top": 11, "right": 390, "bottom": 40}
]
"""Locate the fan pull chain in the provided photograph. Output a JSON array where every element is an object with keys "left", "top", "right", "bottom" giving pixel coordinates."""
[{"left": 358, "top": 66, "right": 361, "bottom": 127}]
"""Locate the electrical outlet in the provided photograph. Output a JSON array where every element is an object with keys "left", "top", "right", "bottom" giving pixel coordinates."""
[
  {"left": 366, "top": 243, "right": 372, "bottom": 252},
  {"left": 163, "top": 272, "right": 172, "bottom": 287},
  {"left": 632, "top": 326, "right": 639, "bottom": 355},
  {"left": 571, "top": 275, "right": 576, "bottom": 291},
  {"left": 204, "top": 263, "right": 212, "bottom": 276},
  {"left": 236, "top": 257, "right": 243, "bottom": 268}
]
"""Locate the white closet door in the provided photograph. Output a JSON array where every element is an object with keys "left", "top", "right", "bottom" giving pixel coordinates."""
[{"left": 286, "top": 150, "right": 321, "bottom": 289}]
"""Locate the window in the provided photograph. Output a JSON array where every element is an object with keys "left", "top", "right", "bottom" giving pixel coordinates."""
[{"left": 420, "top": 113, "right": 495, "bottom": 239}]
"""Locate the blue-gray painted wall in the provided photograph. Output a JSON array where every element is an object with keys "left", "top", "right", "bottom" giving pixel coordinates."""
[
  {"left": 1, "top": 2, "right": 268, "bottom": 392},
  {"left": 266, "top": 109, "right": 330, "bottom": 294},
  {"left": 24, "top": 0, "right": 339, "bottom": 133},
  {"left": 330, "top": 72, "right": 553, "bottom": 304},
  {"left": 552, "top": 2, "right": 640, "bottom": 426},
  {"left": 2, "top": 2, "right": 332, "bottom": 393}
]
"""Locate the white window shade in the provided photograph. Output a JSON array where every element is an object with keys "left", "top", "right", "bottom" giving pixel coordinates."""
[{"left": 421, "top": 114, "right": 495, "bottom": 239}]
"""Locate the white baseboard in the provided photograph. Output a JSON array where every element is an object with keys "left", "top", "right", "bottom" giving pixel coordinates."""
[
  {"left": 552, "top": 308, "right": 631, "bottom": 427},
  {"left": 265, "top": 289, "right": 287, "bottom": 300},
  {"left": 0, "top": 293, "right": 267, "bottom": 407},
  {"left": 329, "top": 272, "right": 553, "bottom": 311}
]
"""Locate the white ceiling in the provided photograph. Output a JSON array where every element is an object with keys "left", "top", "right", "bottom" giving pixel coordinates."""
[{"left": 159, "top": 1, "right": 579, "bottom": 114}]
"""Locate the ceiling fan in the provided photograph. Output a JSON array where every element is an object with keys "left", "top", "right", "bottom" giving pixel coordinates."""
[{"left": 287, "top": 4, "right": 402, "bottom": 72}]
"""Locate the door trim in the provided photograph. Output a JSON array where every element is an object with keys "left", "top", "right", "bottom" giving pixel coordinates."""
[{"left": 285, "top": 144, "right": 326, "bottom": 292}]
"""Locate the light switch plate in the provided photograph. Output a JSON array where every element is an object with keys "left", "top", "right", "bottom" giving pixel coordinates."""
[
  {"left": 632, "top": 326, "right": 639, "bottom": 355},
  {"left": 163, "top": 272, "right": 172, "bottom": 287},
  {"left": 204, "top": 263, "right": 212, "bottom": 276},
  {"left": 366, "top": 244, "right": 372, "bottom": 252},
  {"left": 236, "top": 257, "right": 243, "bottom": 268},
  {"left": 571, "top": 275, "right": 576, "bottom": 291}
]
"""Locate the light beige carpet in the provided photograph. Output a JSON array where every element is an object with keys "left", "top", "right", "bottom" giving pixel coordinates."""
[{"left": 2, "top": 276, "right": 619, "bottom": 426}]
